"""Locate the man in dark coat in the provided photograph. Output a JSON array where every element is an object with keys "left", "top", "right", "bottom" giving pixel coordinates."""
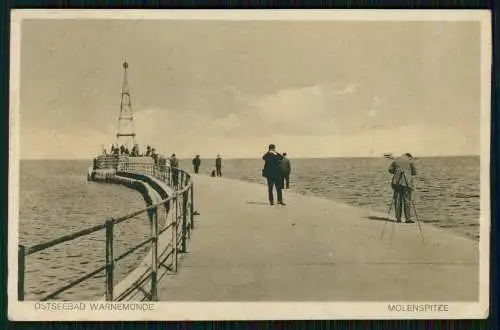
[
  {"left": 262, "top": 144, "right": 285, "bottom": 205},
  {"left": 388, "top": 153, "right": 417, "bottom": 223},
  {"left": 280, "top": 152, "right": 291, "bottom": 189},
  {"left": 215, "top": 154, "right": 222, "bottom": 177},
  {"left": 192, "top": 155, "right": 201, "bottom": 174}
]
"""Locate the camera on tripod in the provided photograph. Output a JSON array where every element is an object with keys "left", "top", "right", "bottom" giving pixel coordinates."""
[{"left": 380, "top": 153, "right": 424, "bottom": 241}]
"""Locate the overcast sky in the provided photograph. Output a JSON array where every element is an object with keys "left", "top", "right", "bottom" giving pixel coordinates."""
[{"left": 18, "top": 18, "right": 482, "bottom": 159}]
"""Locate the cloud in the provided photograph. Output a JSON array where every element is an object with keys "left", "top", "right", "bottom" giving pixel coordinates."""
[
  {"left": 18, "top": 83, "right": 479, "bottom": 159},
  {"left": 19, "top": 118, "right": 478, "bottom": 159},
  {"left": 334, "top": 83, "right": 359, "bottom": 95},
  {"left": 20, "top": 125, "right": 112, "bottom": 159},
  {"left": 368, "top": 93, "right": 381, "bottom": 117},
  {"left": 368, "top": 108, "right": 378, "bottom": 117},
  {"left": 246, "top": 84, "right": 362, "bottom": 136},
  {"left": 340, "top": 124, "right": 480, "bottom": 157}
]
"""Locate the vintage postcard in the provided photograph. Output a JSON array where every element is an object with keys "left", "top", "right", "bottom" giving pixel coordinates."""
[{"left": 8, "top": 9, "right": 491, "bottom": 320}]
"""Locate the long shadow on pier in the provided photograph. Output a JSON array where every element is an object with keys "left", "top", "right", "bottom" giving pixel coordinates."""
[
  {"left": 365, "top": 215, "right": 394, "bottom": 222},
  {"left": 245, "top": 201, "right": 271, "bottom": 206}
]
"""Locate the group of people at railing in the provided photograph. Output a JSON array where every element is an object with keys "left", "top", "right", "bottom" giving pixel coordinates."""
[{"left": 103, "top": 144, "right": 157, "bottom": 158}]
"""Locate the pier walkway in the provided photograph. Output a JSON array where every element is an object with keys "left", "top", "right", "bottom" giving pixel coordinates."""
[{"left": 158, "top": 175, "right": 479, "bottom": 301}]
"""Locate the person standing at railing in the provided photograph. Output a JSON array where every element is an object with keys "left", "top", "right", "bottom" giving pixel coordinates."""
[
  {"left": 170, "top": 153, "right": 179, "bottom": 187},
  {"left": 131, "top": 144, "right": 139, "bottom": 157},
  {"left": 215, "top": 154, "right": 223, "bottom": 177},
  {"left": 151, "top": 148, "right": 158, "bottom": 164},
  {"left": 192, "top": 155, "right": 201, "bottom": 174},
  {"left": 159, "top": 154, "right": 167, "bottom": 167}
]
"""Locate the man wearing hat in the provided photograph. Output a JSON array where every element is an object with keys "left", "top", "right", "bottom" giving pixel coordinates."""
[
  {"left": 388, "top": 153, "right": 417, "bottom": 223},
  {"left": 215, "top": 154, "right": 223, "bottom": 177},
  {"left": 192, "top": 155, "right": 201, "bottom": 174},
  {"left": 262, "top": 144, "right": 285, "bottom": 205}
]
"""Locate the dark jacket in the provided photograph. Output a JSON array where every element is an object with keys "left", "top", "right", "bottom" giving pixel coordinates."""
[
  {"left": 192, "top": 157, "right": 201, "bottom": 167},
  {"left": 280, "top": 157, "right": 291, "bottom": 176},
  {"left": 215, "top": 157, "right": 222, "bottom": 167},
  {"left": 389, "top": 155, "right": 417, "bottom": 189},
  {"left": 170, "top": 157, "right": 179, "bottom": 168},
  {"left": 262, "top": 151, "right": 283, "bottom": 179}
]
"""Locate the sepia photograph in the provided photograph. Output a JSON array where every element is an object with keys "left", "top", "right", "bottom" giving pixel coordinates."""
[{"left": 8, "top": 10, "right": 491, "bottom": 320}]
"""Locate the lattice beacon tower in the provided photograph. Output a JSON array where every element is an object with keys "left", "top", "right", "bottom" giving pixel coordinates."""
[{"left": 116, "top": 61, "right": 136, "bottom": 151}]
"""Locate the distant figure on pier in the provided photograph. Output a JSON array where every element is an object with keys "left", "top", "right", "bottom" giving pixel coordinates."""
[
  {"left": 170, "top": 153, "right": 179, "bottom": 187},
  {"left": 131, "top": 144, "right": 139, "bottom": 157},
  {"left": 192, "top": 155, "right": 201, "bottom": 174},
  {"left": 215, "top": 155, "right": 223, "bottom": 177},
  {"left": 280, "top": 152, "right": 291, "bottom": 189},
  {"left": 158, "top": 154, "right": 167, "bottom": 167},
  {"left": 151, "top": 148, "right": 158, "bottom": 164},
  {"left": 120, "top": 145, "right": 126, "bottom": 155},
  {"left": 146, "top": 145, "right": 151, "bottom": 157},
  {"left": 262, "top": 144, "right": 285, "bottom": 206},
  {"left": 388, "top": 153, "right": 417, "bottom": 223}
]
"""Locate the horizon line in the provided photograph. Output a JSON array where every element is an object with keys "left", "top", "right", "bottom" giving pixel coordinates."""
[{"left": 18, "top": 154, "right": 480, "bottom": 161}]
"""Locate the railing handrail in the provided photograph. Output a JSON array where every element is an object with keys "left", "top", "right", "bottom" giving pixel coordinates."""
[
  {"left": 19, "top": 162, "right": 195, "bottom": 301},
  {"left": 24, "top": 166, "right": 192, "bottom": 256}
]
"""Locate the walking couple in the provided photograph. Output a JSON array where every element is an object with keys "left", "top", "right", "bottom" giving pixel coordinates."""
[{"left": 262, "top": 144, "right": 291, "bottom": 206}]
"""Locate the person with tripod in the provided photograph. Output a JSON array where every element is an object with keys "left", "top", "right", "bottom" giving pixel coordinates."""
[{"left": 388, "top": 153, "right": 417, "bottom": 223}]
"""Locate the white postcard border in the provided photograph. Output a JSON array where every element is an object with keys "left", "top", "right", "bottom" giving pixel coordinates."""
[{"left": 8, "top": 9, "right": 492, "bottom": 321}]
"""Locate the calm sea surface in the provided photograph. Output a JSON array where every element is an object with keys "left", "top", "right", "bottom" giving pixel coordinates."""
[
  {"left": 19, "top": 156, "right": 480, "bottom": 300},
  {"left": 19, "top": 160, "right": 151, "bottom": 300}
]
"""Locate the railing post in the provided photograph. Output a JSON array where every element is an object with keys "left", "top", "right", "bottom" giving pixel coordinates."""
[
  {"left": 181, "top": 191, "right": 188, "bottom": 253},
  {"left": 18, "top": 245, "right": 25, "bottom": 301},
  {"left": 190, "top": 184, "right": 194, "bottom": 230},
  {"left": 172, "top": 197, "right": 178, "bottom": 272},
  {"left": 151, "top": 207, "right": 158, "bottom": 301},
  {"left": 105, "top": 219, "right": 114, "bottom": 301}
]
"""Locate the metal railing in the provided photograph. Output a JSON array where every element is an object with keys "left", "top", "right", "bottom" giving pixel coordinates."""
[{"left": 18, "top": 162, "right": 194, "bottom": 301}]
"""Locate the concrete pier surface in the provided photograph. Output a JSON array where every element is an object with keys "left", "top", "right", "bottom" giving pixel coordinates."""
[{"left": 158, "top": 175, "right": 479, "bottom": 301}]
